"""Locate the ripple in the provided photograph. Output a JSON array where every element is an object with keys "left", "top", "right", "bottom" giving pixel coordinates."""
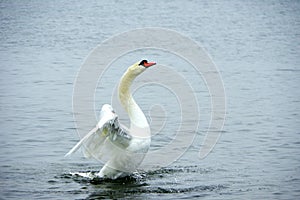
[
  {"left": 58, "top": 166, "right": 228, "bottom": 198},
  {"left": 147, "top": 165, "right": 214, "bottom": 175},
  {"left": 276, "top": 68, "right": 300, "bottom": 72},
  {"left": 61, "top": 171, "right": 147, "bottom": 184},
  {"left": 62, "top": 166, "right": 214, "bottom": 183}
]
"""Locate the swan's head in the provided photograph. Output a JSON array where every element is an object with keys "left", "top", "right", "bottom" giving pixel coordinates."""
[
  {"left": 138, "top": 60, "right": 156, "bottom": 68},
  {"left": 128, "top": 60, "right": 156, "bottom": 76}
]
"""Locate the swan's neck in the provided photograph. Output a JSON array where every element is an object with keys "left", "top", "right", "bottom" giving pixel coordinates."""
[{"left": 118, "top": 68, "right": 149, "bottom": 130}]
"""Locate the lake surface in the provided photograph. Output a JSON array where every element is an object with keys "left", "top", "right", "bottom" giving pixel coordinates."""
[{"left": 1, "top": 0, "right": 300, "bottom": 199}]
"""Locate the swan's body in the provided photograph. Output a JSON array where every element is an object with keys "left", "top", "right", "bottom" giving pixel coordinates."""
[{"left": 66, "top": 60, "right": 156, "bottom": 179}]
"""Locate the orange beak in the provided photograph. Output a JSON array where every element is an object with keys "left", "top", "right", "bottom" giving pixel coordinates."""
[{"left": 144, "top": 61, "right": 156, "bottom": 68}]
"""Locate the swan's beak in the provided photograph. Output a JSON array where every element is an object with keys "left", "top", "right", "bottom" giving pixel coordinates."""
[{"left": 144, "top": 62, "right": 156, "bottom": 68}]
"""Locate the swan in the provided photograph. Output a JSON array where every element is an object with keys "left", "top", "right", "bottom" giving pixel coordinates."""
[{"left": 65, "top": 60, "right": 156, "bottom": 179}]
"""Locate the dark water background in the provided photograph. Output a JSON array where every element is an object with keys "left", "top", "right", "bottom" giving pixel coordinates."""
[{"left": 1, "top": 0, "right": 299, "bottom": 199}]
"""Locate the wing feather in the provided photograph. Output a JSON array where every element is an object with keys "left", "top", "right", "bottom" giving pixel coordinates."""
[{"left": 65, "top": 104, "right": 132, "bottom": 160}]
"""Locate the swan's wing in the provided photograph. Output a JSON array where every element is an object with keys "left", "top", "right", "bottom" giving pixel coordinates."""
[
  {"left": 64, "top": 126, "right": 99, "bottom": 157},
  {"left": 65, "top": 104, "right": 132, "bottom": 159}
]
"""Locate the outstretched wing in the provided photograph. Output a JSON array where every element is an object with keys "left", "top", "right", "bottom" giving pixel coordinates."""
[{"left": 65, "top": 104, "right": 132, "bottom": 160}]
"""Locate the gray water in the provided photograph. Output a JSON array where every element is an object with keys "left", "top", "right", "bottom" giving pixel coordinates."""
[{"left": 1, "top": 0, "right": 300, "bottom": 199}]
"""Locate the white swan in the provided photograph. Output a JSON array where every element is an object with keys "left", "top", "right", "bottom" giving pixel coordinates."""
[{"left": 66, "top": 60, "right": 156, "bottom": 179}]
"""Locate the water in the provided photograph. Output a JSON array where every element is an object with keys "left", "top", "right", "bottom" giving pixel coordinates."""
[{"left": 1, "top": 0, "right": 300, "bottom": 199}]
